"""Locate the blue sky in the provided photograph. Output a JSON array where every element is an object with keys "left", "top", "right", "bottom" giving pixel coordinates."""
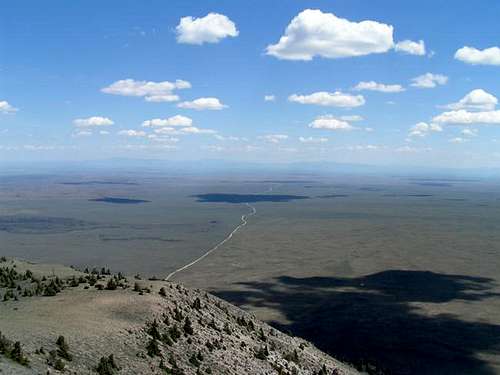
[{"left": 1, "top": 0, "right": 500, "bottom": 168}]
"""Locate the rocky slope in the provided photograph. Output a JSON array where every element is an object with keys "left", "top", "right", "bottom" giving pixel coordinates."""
[{"left": 0, "top": 258, "right": 358, "bottom": 374}]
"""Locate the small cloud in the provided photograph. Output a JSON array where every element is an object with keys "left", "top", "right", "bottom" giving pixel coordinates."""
[
  {"left": 73, "top": 116, "right": 114, "bottom": 127},
  {"left": 177, "top": 97, "right": 227, "bottom": 110},
  {"left": 289, "top": 91, "right": 365, "bottom": 108},
  {"left": 394, "top": 39, "right": 426, "bottom": 56},
  {"left": 176, "top": 13, "right": 239, "bottom": 45},
  {"left": 0, "top": 100, "right": 18, "bottom": 114},
  {"left": 410, "top": 73, "right": 448, "bottom": 88},
  {"left": 353, "top": 81, "right": 405, "bottom": 93},
  {"left": 461, "top": 128, "right": 478, "bottom": 137},
  {"left": 408, "top": 122, "right": 442, "bottom": 137},
  {"left": 258, "top": 134, "right": 289, "bottom": 143},
  {"left": 179, "top": 126, "right": 216, "bottom": 134},
  {"left": 309, "top": 115, "right": 354, "bottom": 131},
  {"left": 340, "top": 115, "right": 364, "bottom": 122},
  {"left": 264, "top": 95, "right": 276, "bottom": 102},
  {"left": 449, "top": 137, "right": 468, "bottom": 144},
  {"left": 118, "top": 129, "right": 146, "bottom": 137},
  {"left": 299, "top": 136, "right": 328, "bottom": 143},
  {"left": 74, "top": 130, "right": 92, "bottom": 137},
  {"left": 142, "top": 115, "right": 193, "bottom": 127},
  {"left": 395, "top": 145, "right": 432, "bottom": 153}
]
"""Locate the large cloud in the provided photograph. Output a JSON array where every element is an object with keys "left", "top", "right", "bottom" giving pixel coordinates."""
[
  {"left": 266, "top": 9, "right": 394, "bottom": 60},
  {"left": 308, "top": 115, "right": 354, "bottom": 130},
  {"left": 142, "top": 115, "right": 193, "bottom": 127},
  {"left": 176, "top": 13, "right": 239, "bottom": 45},
  {"left": 353, "top": 81, "right": 404, "bottom": 93},
  {"left": 73, "top": 116, "right": 114, "bottom": 127},
  {"left": 443, "top": 89, "right": 498, "bottom": 111},
  {"left": 177, "top": 97, "right": 227, "bottom": 110},
  {"left": 394, "top": 40, "right": 426, "bottom": 56},
  {"left": 289, "top": 91, "right": 365, "bottom": 108},
  {"left": 433, "top": 109, "right": 500, "bottom": 125},
  {"left": 454, "top": 46, "right": 500, "bottom": 66},
  {"left": 410, "top": 73, "right": 448, "bottom": 88},
  {"left": 101, "top": 79, "right": 191, "bottom": 102},
  {"left": 0, "top": 100, "right": 18, "bottom": 114}
]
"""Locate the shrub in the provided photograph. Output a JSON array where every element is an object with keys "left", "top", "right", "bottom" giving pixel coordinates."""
[
  {"left": 54, "top": 358, "right": 65, "bottom": 371},
  {"left": 105, "top": 278, "right": 117, "bottom": 290},
  {"left": 56, "top": 335, "right": 72, "bottom": 361},
  {"left": 96, "top": 354, "right": 119, "bottom": 375},
  {"left": 159, "top": 287, "right": 167, "bottom": 297},
  {"left": 189, "top": 353, "right": 201, "bottom": 367},
  {"left": 146, "top": 338, "right": 161, "bottom": 357},
  {"left": 183, "top": 317, "right": 194, "bottom": 335},
  {"left": 147, "top": 320, "right": 161, "bottom": 340},
  {"left": 255, "top": 345, "right": 269, "bottom": 360}
]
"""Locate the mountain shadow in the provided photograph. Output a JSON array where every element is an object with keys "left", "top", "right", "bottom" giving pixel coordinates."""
[{"left": 214, "top": 270, "right": 500, "bottom": 374}]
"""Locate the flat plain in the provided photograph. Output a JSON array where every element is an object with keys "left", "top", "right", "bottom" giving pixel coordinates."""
[{"left": 1, "top": 171, "right": 500, "bottom": 374}]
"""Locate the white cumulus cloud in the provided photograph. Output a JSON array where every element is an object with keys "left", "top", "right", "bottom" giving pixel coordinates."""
[
  {"left": 410, "top": 73, "right": 448, "bottom": 88},
  {"left": 433, "top": 109, "right": 500, "bottom": 125},
  {"left": 394, "top": 40, "right": 426, "bottom": 56},
  {"left": 101, "top": 79, "right": 191, "bottom": 102},
  {"left": 443, "top": 89, "right": 498, "bottom": 111},
  {"left": 264, "top": 95, "right": 276, "bottom": 102},
  {"left": 289, "top": 91, "right": 365, "bottom": 108},
  {"left": 176, "top": 13, "right": 239, "bottom": 45},
  {"left": 0, "top": 100, "right": 18, "bottom": 114},
  {"left": 73, "top": 116, "right": 114, "bottom": 127},
  {"left": 266, "top": 9, "right": 394, "bottom": 61},
  {"left": 408, "top": 122, "right": 442, "bottom": 137},
  {"left": 142, "top": 115, "right": 193, "bottom": 127},
  {"left": 177, "top": 97, "right": 227, "bottom": 110},
  {"left": 309, "top": 115, "right": 354, "bottom": 131},
  {"left": 353, "top": 81, "right": 405, "bottom": 93},
  {"left": 455, "top": 46, "right": 500, "bottom": 66}
]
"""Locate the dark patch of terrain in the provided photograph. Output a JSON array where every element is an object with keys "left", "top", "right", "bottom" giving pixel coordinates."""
[
  {"left": 192, "top": 194, "right": 309, "bottom": 203},
  {"left": 60, "top": 181, "right": 138, "bottom": 186},
  {"left": 0, "top": 216, "right": 99, "bottom": 234},
  {"left": 216, "top": 270, "right": 500, "bottom": 375},
  {"left": 89, "top": 197, "right": 150, "bottom": 204},
  {"left": 317, "top": 195, "right": 349, "bottom": 199}
]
